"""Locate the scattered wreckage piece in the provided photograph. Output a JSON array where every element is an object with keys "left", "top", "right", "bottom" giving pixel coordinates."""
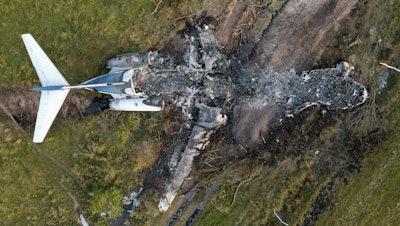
[
  {"left": 158, "top": 104, "right": 227, "bottom": 212},
  {"left": 104, "top": 187, "right": 143, "bottom": 226}
]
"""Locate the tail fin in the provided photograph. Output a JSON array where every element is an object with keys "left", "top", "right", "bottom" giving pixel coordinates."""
[{"left": 21, "top": 34, "right": 70, "bottom": 143}]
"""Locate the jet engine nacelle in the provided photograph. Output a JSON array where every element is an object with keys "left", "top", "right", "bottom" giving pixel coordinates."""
[
  {"left": 109, "top": 98, "right": 162, "bottom": 111},
  {"left": 107, "top": 51, "right": 158, "bottom": 69}
]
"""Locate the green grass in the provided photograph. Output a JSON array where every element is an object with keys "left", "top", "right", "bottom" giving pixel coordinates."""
[
  {"left": 317, "top": 66, "right": 400, "bottom": 224},
  {"left": 317, "top": 69, "right": 400, "bottom": 224},
  {"left": 317, "top": 132, "right": 400, "bottom": 225},
  {"left": 0, "top": 114, "right": 77, "bottom": 225},
  {"left": 194, "top": 156, "right": 320, "bottom": 225},
  {"left": 90, "top": 186, "right": 123, "bottom": 219},
  {"left": 1, "top": 0, "right": 175, "bottom": 83}
]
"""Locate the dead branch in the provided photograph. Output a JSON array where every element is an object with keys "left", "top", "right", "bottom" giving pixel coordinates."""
[
  {"left": 260, "top": 131, "right": 266, "bottom": 144},
  {"left": 380, "top": 62, "right": 400, "bottom": 73},
  {"left": 58, "top": 181, "right": 90, "bottom": 226},
  {"left": 211, "top": 201, "right": 226, "bottom": 213},
  {"left": 204, "top": 161, "right": 217, "bottom": 169},
  {"left": 274, "top": 209, "right": 289, "bottom": 226},
  {"left": 151, "top": 0, "right": 162, "bottom": 15},
  {"left": 58, "top": 181, "right": 81, "bottom": 212},
  {"left": 350, "top": 92, "right": 382, "bottom": 134},
  {"left": 230, "top": 177, "right": 251, "bottom": 206}
]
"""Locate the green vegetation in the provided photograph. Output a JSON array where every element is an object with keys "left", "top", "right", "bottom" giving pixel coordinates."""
[
  {"left": 0, "top": 0, "right": 229, "bottom": 83},
  {"left": 2, "top": 0, "right": 161, "bottom": 83},
  {"left": 317, "top": 129, "right": 400, "bottom": 225},
  {"left": 0, "top": 111, "right": 77, "bottom": 224},
  {"left": 192, "top": 131, "right": 338, "bottom": 225},
  {"left": 90, "top": 187, "right": 123, "bottom": 219},
  {"left": 195, "top": 157, "right": 320, "bottom": 225},
  {"left": 71, "top": 111, "right": 163, "bottom": 191}
]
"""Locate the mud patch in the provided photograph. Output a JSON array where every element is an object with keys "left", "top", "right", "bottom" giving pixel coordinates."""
[
  {"left": 0, "top": 83, "right": 108, "bottom": 130},
  {"left": 229, "top": 103, "right": 279, "bottom": 148}
]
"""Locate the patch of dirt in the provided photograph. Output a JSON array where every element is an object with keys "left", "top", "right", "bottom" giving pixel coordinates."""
[
  {"left": 215, "top": 0, "right": 273, "bottom": 55},
  {"left": 0, "top": 84, "right": 40, "bottom": 128},
  {"left": 244, "top": 0, "right": 360, "bottom": 72},
  {"left": 217, "top": 0, "right": 247, "bottom": 48},
  {"left": 0, "top": 83, "right": 108, "bottom": 132},
  {"left": 229, "top": 103, "right": 279, "bottom": 148}
]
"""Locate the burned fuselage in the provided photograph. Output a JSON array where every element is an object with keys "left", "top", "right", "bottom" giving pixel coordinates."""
[
  {"left": 107, "top": 26, "right": 366, "bottom": 119},
  {"left": 105, "top": 25, "right": 367, "bottom": 211}
]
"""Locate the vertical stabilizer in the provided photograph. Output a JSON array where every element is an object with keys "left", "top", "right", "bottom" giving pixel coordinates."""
[{"left": 21, "top": 34, "right": 70, "bottom": 143}]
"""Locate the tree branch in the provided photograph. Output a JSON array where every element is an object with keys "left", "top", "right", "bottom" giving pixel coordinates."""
[
  {"left": 380, "top": 62, "right": 400, "bottom": 73},
  {"left": 230, "top": 178, "right": 251, "bottom": 206},
  {"left": 274, "top": 209, "right": 289, "bottom": 226},
  {"left": 151, "top": 0, "right": 162, "bottom": 15}
]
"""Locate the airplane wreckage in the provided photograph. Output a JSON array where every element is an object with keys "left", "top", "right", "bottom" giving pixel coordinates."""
[{"left": 22, "top": 25, "right": 367, "bottom": 212}]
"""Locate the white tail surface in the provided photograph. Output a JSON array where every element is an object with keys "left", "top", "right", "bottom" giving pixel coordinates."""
[
  {"left": 21, "top": 34, "right": 69, "bottom": 86},
  {"left": 22, "top": 34, "right": 70, "bottom": 143},
  {"left": 33, "top": 90, "right": 70, "bottom": 142}
]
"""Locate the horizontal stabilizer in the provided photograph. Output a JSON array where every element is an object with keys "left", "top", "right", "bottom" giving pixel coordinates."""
[
  {"left": 21, "top": 34, "right": 69, "bottom": 86},
  {"left": 33, "top": 90, "right": 70, "bottom": 143}
]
